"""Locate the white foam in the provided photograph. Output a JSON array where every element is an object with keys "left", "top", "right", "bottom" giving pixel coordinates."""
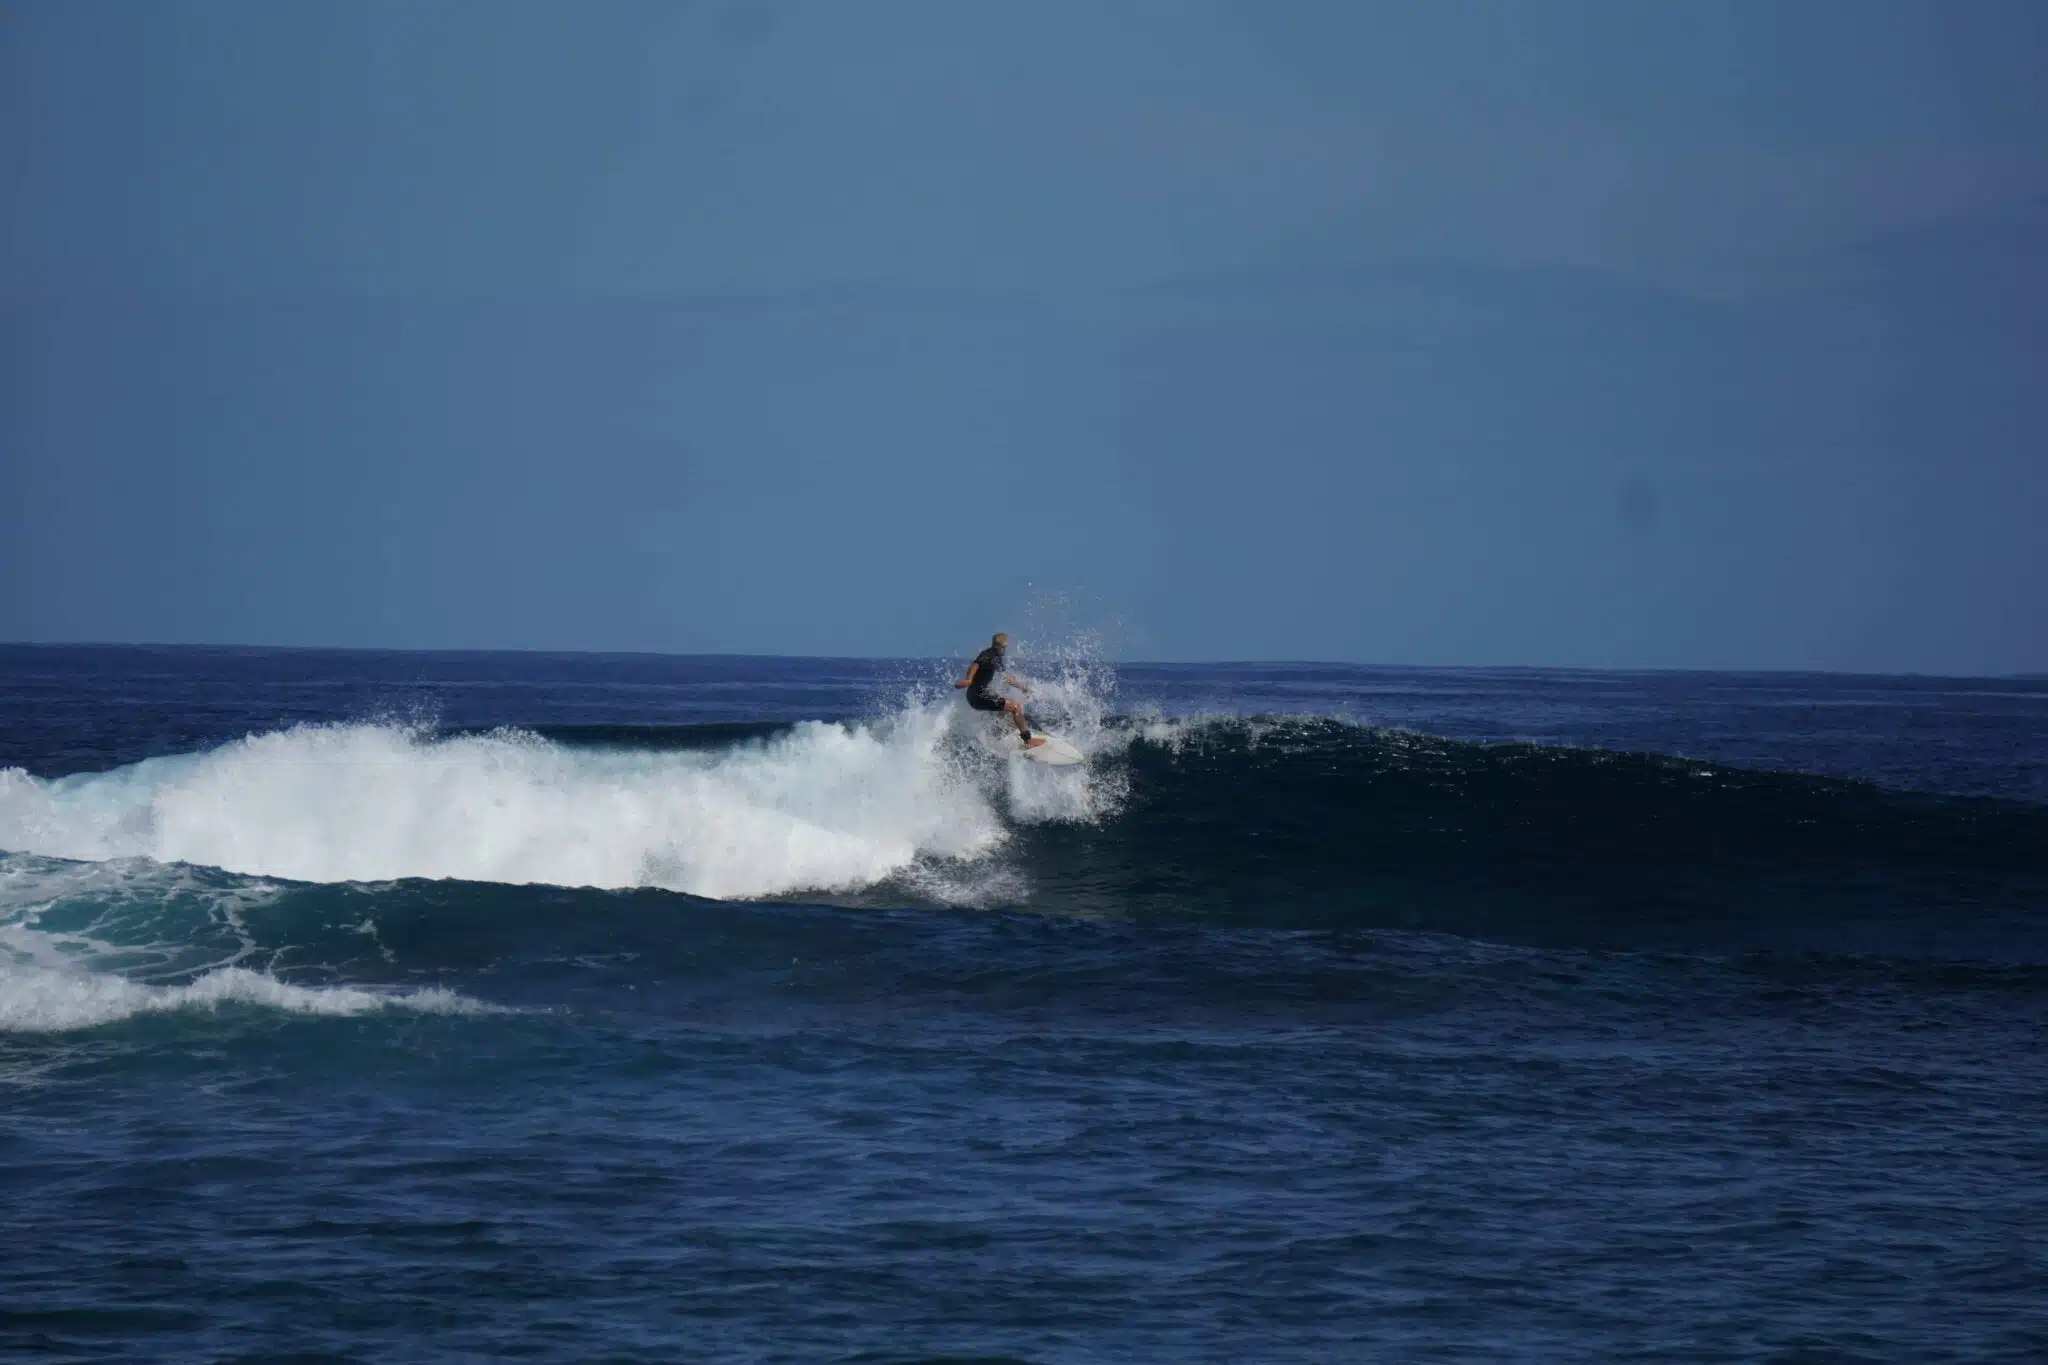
[
  {"left": 0, "top": 704, "right": 1018, "bottom": 900},
  {"left": 0, "top": 961, "right": 493, "bottom": 1033},
  {"left": 0, "top": 680, "right": 1169, "bottom": 1031}
]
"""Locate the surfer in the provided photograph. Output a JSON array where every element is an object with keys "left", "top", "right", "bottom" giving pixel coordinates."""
[{"left": 956, "top": 632, "right": 1045, "bottom": 748}]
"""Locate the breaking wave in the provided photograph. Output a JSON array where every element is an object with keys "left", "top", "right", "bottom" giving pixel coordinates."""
[{"left": 0, "top": 685, "right": 1128, "bottom": 902}]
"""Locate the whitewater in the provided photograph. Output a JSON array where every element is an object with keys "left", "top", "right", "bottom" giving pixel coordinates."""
[
  {"left": 0, "top": 690, "right": 1125, "bottom": 1033},
  {"left": 0, "top": 691, "right": 1132, "bottom": 902},
  {"left": 0, "top": 671, "right": 1141, "bottom": 1031}
]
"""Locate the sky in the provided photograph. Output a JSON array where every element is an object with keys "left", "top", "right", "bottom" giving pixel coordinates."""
[{"left": 2, "top": 0, "right": 2045, "bottom": 670}]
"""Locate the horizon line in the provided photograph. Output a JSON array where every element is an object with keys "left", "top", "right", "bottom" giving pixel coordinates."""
[{"left": 2, "top": 640, "right": 2039, "bottom": 684}]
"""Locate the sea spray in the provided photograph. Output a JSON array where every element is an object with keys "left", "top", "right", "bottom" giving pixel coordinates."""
[{"left": 972, "top": 626, "right": 1133, "bottom": 827}]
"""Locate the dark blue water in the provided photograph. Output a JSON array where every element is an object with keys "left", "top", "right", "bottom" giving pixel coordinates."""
[{"left": 3, "top": 646, "right": 2045, "bottom": 1362}]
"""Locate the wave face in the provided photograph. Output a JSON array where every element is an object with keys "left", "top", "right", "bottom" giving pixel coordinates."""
[{"left": 1011, "top": 719, "right": 2048, "bottom": 957}]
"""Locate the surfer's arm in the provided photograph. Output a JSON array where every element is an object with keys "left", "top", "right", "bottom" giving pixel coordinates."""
[
  {"left": 1004, "top": 673, "right": 1031, "bottom": 695},
  {"left": 953, "top": 663, "right": 980, "bottom": 690}
]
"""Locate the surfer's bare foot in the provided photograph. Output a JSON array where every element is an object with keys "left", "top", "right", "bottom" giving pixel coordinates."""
[{"left": 1024, "top": 735, "right": 1046, "bottom": 748}]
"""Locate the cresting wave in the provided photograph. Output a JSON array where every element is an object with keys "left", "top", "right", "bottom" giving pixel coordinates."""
[
  {"left": 0, "top": 696, "right": 1128, "bottom": 902},
  {"left": 0, "top": 683, "right": 1134, "bottom": 1031},
  {"left": 4, "top": 711, "right": 2045, "bottom": 921},
  {"left": 4, "top": 708, "right": 2047, "bottom": 1037}
]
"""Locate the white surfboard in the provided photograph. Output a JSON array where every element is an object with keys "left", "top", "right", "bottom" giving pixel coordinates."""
[{"left": 1019, "top": 732, "right": 1085, "bottom": 766}]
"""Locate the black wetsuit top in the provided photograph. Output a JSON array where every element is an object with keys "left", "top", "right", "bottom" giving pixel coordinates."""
[{"left": 966, "top": 646, "right": 1006, "bottom": 708}]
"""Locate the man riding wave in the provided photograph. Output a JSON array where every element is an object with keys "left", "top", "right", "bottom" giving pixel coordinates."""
[{"left": 955, "top": 632, "right": 1046, "bottom": 748}]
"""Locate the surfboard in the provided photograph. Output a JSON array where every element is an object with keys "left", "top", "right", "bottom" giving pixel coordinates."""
[{"left": 1020, "top": 732, "right": 1085, "bottom": 766}]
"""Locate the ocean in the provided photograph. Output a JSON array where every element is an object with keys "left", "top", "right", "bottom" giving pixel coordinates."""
[{"left": 2, "top": 644, "right": 2044, "bottom": 1363}]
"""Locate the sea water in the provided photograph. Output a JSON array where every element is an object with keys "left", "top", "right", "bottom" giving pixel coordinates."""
[{"left": 2, "top": 646, "right": 2044, "bottom": 1361}]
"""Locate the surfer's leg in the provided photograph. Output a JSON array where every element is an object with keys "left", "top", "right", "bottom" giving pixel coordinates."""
[{"left": 1004, "top": 699, "right": 1037, "bottom": 743}]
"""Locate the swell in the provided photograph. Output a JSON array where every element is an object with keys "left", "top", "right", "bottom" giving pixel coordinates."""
[{"left": 3, "top": 716, "right": 2044, "bottom": 963}]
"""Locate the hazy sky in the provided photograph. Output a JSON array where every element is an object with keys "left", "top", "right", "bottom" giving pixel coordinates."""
[{"left": 4, "top": 0, "right": 2045, "bottom": 669}]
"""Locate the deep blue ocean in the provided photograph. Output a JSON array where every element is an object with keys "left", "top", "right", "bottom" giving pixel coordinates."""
[{"left": 2, "top": 645, "right": 2045, "bottom": 1363}]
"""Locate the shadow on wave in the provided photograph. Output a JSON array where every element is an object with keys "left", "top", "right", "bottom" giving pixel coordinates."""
[{"left": 995, "top": 719, "right": 2048, "bottom": 961}]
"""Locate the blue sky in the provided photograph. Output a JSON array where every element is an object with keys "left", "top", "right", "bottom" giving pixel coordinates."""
[{"left": 3, "top": 0, "right": 2045, "bottom": 670}]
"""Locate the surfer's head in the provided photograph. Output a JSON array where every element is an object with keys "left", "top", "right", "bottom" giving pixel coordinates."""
[{"left": 993, "top": 632, "right": 1009, "bottom": 649}]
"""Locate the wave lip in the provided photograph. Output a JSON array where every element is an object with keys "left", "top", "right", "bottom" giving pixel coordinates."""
[{"left": 0, "top": 962, "right": 495, "bottom": 1033}]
